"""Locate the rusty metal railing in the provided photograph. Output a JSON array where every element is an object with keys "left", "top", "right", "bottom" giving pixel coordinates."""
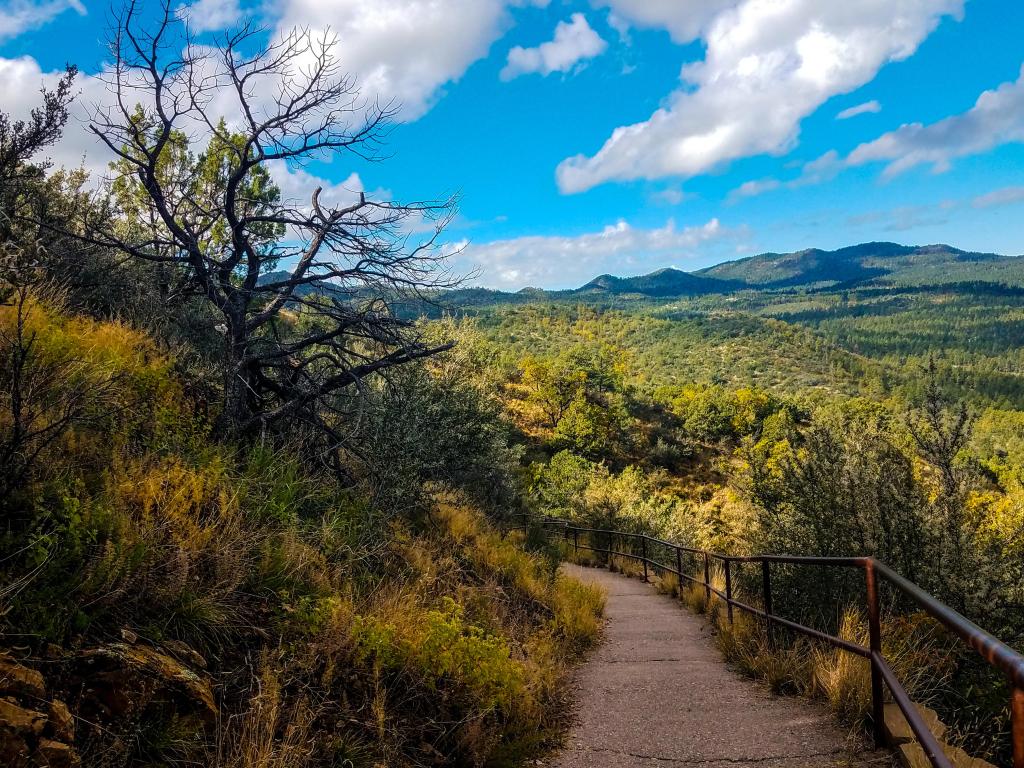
[{"left": 542, "top": 520, "right": 1024, "bottom": 768}]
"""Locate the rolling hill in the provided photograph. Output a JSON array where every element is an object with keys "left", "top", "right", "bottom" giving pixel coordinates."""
[
  {"left": 263, "top": 241, "right": 1024, "bottom": 310},
  {"left": 576, "top": 267, "right": 738, "bottom": 297},
  {"left": 696, "top": 242, "right": 1021, "bottom": 288}
]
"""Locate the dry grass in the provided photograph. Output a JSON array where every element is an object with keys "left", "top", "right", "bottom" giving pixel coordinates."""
[
  {"left": 0, "top": 294, "right": 605, "bottom": 768},
  {"left": 655, "top": 570, "right": 680, "bottom": 597},
  {"left": 811, "top": 609, "right": 872, "bottom": 721},
  {"left": 702, "top": 598, "right": 958, "bottom": 731},
  {"left": 217, "top": 655, "right": 318, "bottom": 768}
]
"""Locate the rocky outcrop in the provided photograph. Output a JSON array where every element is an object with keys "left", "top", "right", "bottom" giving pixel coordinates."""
[
  {"left": 67, "top": 642, "right": 216, "bottom": 726},
  {"left": 883, "top": 702, "right": 998, "bottom": 768},
  {"left": 2, "top": 638, "right": 216, "bottom": 767},
  {"left": 0, "top": 652, "right": 79, "bottom": 768}
]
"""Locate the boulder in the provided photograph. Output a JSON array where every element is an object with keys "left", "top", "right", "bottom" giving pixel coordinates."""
[
  {"left": 0, "top": 698, "right": 48, "bottom": 768},
  {"left": 892, "top": 714, "right": 997, "bottom": 768},
  {"left": 883, "top": 702, "right": 946, "bottom": 745},
  {"left": 44, "top": 702, "right": 73, "bottom": 743},
  {"left": 943, "top": 744, "right": 998, "bottom": 768},
  {"left": 70, "top": 643, "right": 216, "bottom": 725},
  {"left": 0, "top": 654, "right": 46, "bottom": 700},
  {"left": 0, "top": 654, "right": 79, "bottom": 768},
  {"left": 897, "top": 742, "right": 937, "bottom": 768},
  {"left": 32, "top": 738, "right": 80, "bottom": 768},
  {"left": 161, "top": 639, "right": 208, "bottom": 670},
  {"left": 0, "top": 698, "right": 47, "bottom": 736}
]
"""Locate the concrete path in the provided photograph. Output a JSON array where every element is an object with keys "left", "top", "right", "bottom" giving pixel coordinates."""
[{"left": 553, "top": 564, "right": 891, "bottom": 768}]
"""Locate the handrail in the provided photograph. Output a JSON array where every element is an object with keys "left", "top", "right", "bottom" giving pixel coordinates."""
[{"left": 541, "top": 519, "right": 1024, "bottom": 768}]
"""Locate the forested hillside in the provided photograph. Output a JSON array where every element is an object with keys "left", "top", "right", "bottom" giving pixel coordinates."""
[
  {"left": 3, "top": 6, "right": 1024, "bottom": 767},
  {"left": 448, "top": 283, "right": 1024, "bottom": 763},
  {"left": 0, "top": 15, "right": 605, "bottom": 768}
]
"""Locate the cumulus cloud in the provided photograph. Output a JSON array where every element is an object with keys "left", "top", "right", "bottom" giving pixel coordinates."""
[
  {"left": 0, "top": 0, "right": 84, "bottom": 42},
  {"left": 847, "top": 64, "right": 1024, "bottom": 177},
  {"left": 273, "top": 0, "right": 547, "bottom": 121},
  {"left": 593, "top": 0, "right": 734, "bottom": 44},
  {"left": 175, "top": 0, "right": 239, "bottom": 33},
  {"left": 500, "top": 13, "right": 606, "bottom": 81},
  {"left": 729, "top": 178, "right": 780, "bottom": 202},
  {"left": 0, "top": 50, "right": 374, "bottom": 198},
  {"left": 649, "top": 185, "right": 688, "bottom": 206},
  {"left": 457, "top": 217, "right": 730, "bottom": 289},
  {"left": 557, "top": 0, "right": 962, "bottom": 194},
  {"left": 972, "top": 185, "right": 1024, "bottom": 210},
  {"left": 265, "top": 161, "right": 373, "bottom": 209},
  {"left": 836, "top": 100, "right": 881, "bottom": 120}
]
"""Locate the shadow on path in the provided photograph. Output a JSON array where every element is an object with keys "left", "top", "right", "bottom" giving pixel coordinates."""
[{"left": 552, "top": 564, "right": 893, "bottom": 768}]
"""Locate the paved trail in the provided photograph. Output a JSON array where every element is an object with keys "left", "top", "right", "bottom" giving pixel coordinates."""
[{"left": 553, "top": 564, "right": 891, "bottom": 768}]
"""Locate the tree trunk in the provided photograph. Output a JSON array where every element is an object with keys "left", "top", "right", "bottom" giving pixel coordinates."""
[{"left": 216, "top": 315, "right": 257, "bottom": 439}]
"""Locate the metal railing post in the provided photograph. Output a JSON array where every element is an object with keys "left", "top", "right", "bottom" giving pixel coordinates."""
[
  {"left": 573, "top": 528, "right": 579, "bottom": 555},
  {"left": 675, "top": 546, "right": 683, "bottom": 596},
  {"left": 641, "top": 536, "right": 649, "bottom": 582},
  {"left": 762, "top": 560, "right": 774, "bottom": 647},
  {"left": 1012, "top": 687, "right": 1024, "bottom": 768},
  {"left": 704, "top": 551, "right": 711, "bottom": 605},
  {"left": 865, "top": 560, "right": 885, "bottom": 749},
  {"left": 724, "top": 559, "right": 734, "bottom": 624}
]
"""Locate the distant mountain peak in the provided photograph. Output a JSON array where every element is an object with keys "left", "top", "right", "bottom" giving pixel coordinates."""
[
  {"left": 577, "top": 267, "right": 734, "bottom": 297},
  {"left": 570, "top": 242, "right": 1020, "bottom": 298}
]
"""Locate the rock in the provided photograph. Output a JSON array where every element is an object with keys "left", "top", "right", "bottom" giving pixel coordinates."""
[
  {"left": 0, "top": 698, "right": 47, "bottom": 736},
  {"left": 0, "top": 698, "right": 47, "bottom": 768},
  {"left": 883, "top": 702, "right": 946, "bottom": 745},
  {"left": 71, "top": 643, "right": 216, "bottom": 724},
  {"left": 897, "top": 742, "right": 936, "bottom": 768},
  {"left": 119, "top": 629, "right": 138, "bottom": 645},
  {"left": 44, "top": 702, "right": 73, "bottom": 743},
  {"left": 891, "top": 710, "right": 996, "bottom": 768},
  {"left": 0, "top": 730, "right": 30, "bottom": 768},
  {"left": 0, "top": 654, "right": 46, "bottom": 700},
  {"left": 32, "top": 738, "right": 79, "bottom": 768},
  {"left": 161, "top": 640, "right": 207, "bottom": 670},
  {"left": 943, "top": 744, "right": 999, "bottom": 768},
  {"left": 0, "top": 658, "right": 79, "bottom": 768}
]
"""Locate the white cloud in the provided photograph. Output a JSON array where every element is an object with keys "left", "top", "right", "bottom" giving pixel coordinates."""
[
  {"left": 176, "top": 0, "right": 239, "bottom": 33},
  {"left": 0, "top": 56, "right": 110, "bottom": 176},
  {"left": 273, "top": 0, "right": 547, "bottom": 121},
  {"left": 266, "top": 161, "right": 373, "bottom": 209},
  {"left": 557, "top": 0, "right": 962, "bottom": 194},
  {"left": 649, "top": 185, "right": 688, "bottom": 206},
  {"left": 500, "top": 13, "right": 606, "bottom": 81},
  {"left": 847, "top": 64, "right": 1024, "bottom": 177},
  {"left": 729, "top": 178, "right": 780, "bottom": 201},
  {"left": 0, "top": 0, "right": 84, "bottom": 42},
  {"left": 836, "top": 100, "right": 881, "bottom": 120},
  {"left": 457, "top": 217, "right": 730, "bottom": 289},
  {"left": 606, "top": 11, "right": 631, "bottom": 43},
  {"left": 972, "top": 186, "right": 1024, "bottom": 210},
  {"left": 593, "top": 0, "right": 734, "bottom": 44}
]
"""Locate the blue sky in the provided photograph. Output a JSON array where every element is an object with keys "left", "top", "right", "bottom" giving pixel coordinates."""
[{"left": 3, "top": 0, "right": 1024, "bottom": 289}]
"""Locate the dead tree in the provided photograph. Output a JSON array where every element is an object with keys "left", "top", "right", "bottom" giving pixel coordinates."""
[{"left": 86, "top": 1, "right": 458, "bottom": 441}]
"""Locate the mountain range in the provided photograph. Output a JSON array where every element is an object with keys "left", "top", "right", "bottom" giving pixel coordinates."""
[
  {"left": 264, "top": 242, "right": 1024, "bottom": 308},
  {"left": 529, "top": 241, "right": 1024, "bottom": 300}
]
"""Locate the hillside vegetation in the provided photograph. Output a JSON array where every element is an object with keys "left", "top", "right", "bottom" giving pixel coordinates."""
[
  {"left": 453, "top": 293, "right": 1024, "bottom": 764},
  {"left": 3, "top": 9, "right": 1024, "bottom": 766},
  {"left": 0, "top": 19, "right": 605, "bottom": 768}
]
